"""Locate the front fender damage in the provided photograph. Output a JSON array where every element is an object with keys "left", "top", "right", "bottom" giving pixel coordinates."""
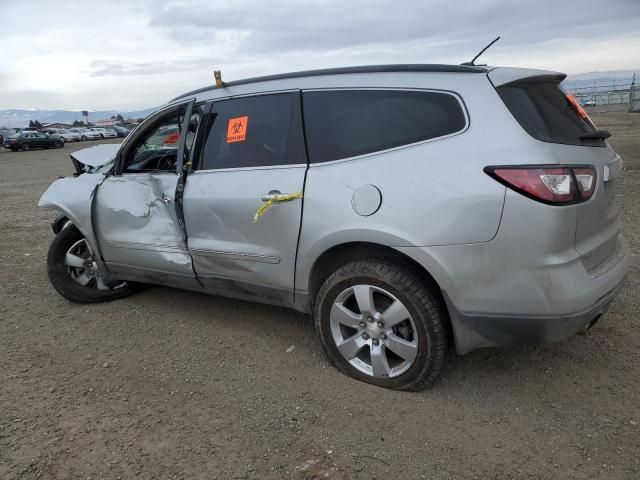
[{"left": 38, "top": 173, "right": 114, "bottom": 282}]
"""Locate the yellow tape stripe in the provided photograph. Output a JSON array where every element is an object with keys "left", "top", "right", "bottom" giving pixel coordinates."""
[{"left": 253, "top": 192, "right": 303, "bottom": 222}]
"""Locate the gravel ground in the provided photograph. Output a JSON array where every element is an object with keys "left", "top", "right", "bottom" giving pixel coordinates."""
[{"left": 1, "top": 113, "right": 639, "bottom": 480}]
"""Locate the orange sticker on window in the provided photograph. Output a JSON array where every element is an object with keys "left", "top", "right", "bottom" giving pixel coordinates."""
[{"left": 226, "top": 116, "right": 248, "bottom": 143}]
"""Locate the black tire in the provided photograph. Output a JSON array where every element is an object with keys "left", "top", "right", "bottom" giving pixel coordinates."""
[
  {"left": 21, "top": 143, "right": 31, "bottom": 151},
  {"left": 47, "top": 225, "right": 138, "bottom": 303},
  {"left": 54, "top": 141, "right": 63, "bottom": 148},
  {"left": 315, "top": 259, "right": 448, "bottom": 391},
  {"left": 81, "top": 136, "right": 87, "bottom": 141}
]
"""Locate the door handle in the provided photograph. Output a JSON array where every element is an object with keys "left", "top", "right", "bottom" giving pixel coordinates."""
[
  {"left": 254, "top": 190, "right": 304, "bottom": 222},
  {"left": 261, "top": 190, "right": 282, "bottom": 202}
]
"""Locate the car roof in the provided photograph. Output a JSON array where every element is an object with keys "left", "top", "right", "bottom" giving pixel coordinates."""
[{"left": 171, "top": 63, "right": 488, "bottom": 102}]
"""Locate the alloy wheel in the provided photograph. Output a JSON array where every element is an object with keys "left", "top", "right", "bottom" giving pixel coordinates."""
[
  {"left": 64, "top": 238, "right": 123, "bottom": 290},
  {"left": 330, "top": 284, "right": 419, "bottom": 378}
]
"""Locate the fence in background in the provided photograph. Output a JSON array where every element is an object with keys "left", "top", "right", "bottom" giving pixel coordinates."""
[{"left": 564, "top": 74, "right": 639, "bottom": 113}]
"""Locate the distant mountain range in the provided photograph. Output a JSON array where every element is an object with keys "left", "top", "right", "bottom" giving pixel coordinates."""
[{"left": 0, "top": 107, "right": 158, "bottom": 128}]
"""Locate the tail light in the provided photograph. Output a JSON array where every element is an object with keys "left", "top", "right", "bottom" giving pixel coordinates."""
[{"left": 485, "top": 165, "right": 597, "bottom": 205}]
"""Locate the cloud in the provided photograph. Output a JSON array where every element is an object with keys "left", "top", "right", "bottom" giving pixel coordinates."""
[
  {"left": 0, "top": 0, "right": 639, "bottom": 110},
  {"left": 85, "top": 58, "right": 220, "bottom": 77}
]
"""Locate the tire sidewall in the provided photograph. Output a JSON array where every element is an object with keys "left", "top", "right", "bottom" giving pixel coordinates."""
[
  {"left": 315, "top": 262, "right": 444, "bottom": 390},
  {"left": 47, "top": 226, "right": 134, "bottom": 303}
]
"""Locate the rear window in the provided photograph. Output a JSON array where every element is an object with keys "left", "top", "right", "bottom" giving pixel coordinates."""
[
  {"left": 302, "top": 90, "right": 467, "bottom": 163},
  {"left": 497, "top": 82, "right": 603, "bottom": 146}
]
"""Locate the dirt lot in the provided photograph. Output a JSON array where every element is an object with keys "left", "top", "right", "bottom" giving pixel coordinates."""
[{"left": 1, "top": 114, "right": 639, "bottom": 480}]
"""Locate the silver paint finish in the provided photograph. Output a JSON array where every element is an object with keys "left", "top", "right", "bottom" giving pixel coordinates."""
[
  {"left": 38, "top": 66, "right": 632, "bottom": 355},
  {"left": 93, "top": 173, "right": 196, "bottom": 279},
  {"left": 182, "top": 166, "right": 305, "bottom": 293},
  {"left": 70, "top": 143, "right": 121, "bottom": 169},
  {"left": 351, "top": 184, "right": 382, "bottom": 216},
  {"left": 38, "top": 173, "right": 105, "bottom": 271}
]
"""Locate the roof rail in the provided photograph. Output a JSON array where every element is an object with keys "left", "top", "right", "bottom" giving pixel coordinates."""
[{"left": 170, "top": 63, "right": 487, "bottom": 102}]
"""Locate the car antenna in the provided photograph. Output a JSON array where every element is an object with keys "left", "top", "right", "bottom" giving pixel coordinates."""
[{"left": 461, "top": 35, "right": 501, "bottom": 66}]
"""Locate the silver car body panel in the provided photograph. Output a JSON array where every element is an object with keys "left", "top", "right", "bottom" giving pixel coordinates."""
[
  {"left": 92, "top": 173, "right": 199, "bottom": 288},
  {"left": 38, "top": 173, "right": 108, "bottom": 275},
  {"left": 38, "top": 65, "right": 631, "bottom": 353},
  {"left": 70, "top": 143, "right": 121, "bottom": 168},
  {"left": 183, "top": 165, "right": 306, "bottom": 302}
]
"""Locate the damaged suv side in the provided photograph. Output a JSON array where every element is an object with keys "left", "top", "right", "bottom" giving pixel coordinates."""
[{"left": 39, "top": 64, "right": 630, "bottom": 390}]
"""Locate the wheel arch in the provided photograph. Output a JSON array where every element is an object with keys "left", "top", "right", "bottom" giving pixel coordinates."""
[
  {"left": 305, "top": 242, "right": 453, "bottom": 341},
  {"left": 38, "top": 175, "right": 107, "bottom": 275}
]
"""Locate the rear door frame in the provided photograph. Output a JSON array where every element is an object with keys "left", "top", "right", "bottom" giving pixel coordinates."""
[{"left": 181, "top": 90, "right": 310, "bottom": 309}]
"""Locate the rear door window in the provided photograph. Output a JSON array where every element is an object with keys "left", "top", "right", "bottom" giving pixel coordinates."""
[
  {"left": 302, "top": 89, "right": 467, "bottom": 163},
  {"left": 199, "top": 93, "right": 304, "bottom": 170},
  {"left": 497, "top": 82, "right": 603, "bottom": 146}
]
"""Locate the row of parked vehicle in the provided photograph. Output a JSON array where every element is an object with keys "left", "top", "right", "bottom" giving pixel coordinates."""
[{"left": 2, "top": 124, "right": 136, "bottom": 152}]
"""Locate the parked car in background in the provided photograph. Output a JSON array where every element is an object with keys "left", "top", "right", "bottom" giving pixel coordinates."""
[
  {"left": 76, "top": 128, "right": 101, "bottom": 141},
  {"left": 41, "top": 129, "right": 66, "bottom": 144},
  {"left": 0, "top": 128, "right": 16, "bottom": 144},
  {"left": 4, "top": 132, "right": 63, "bottom": 151},
  {"left": 58, "top": 129, "right": 81, "bottom": 142},
  {"left": 581, "top": 98, "right": 596, "bottom": 107},
  {"left": 88, "top": 127, "right": 117, "bottom": 139},
  {"left": 111, "top": 125, "right": 130, "bottom": 137}
]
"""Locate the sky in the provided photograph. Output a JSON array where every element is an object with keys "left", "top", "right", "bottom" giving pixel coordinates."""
[{"left": 0, "top": 0, "right": 639, "bottom": 111}]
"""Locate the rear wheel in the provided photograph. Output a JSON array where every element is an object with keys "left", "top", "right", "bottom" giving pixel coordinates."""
[
  {"left": 315, "top": 259, "right": 448, "bottom": 390},
  {"left": 47, "top": 225, "right": 138, "bottom": 303},
  {"left": 21, "top": 143, "right": 31, "bottom": 151}
]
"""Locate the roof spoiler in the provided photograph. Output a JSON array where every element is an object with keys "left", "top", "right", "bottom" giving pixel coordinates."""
[{"left": 488, "top": 67, "right": 566, "bottom": 87}]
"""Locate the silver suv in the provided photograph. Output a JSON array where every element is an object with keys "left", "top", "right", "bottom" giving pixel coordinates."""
[{"left": 39, "top": 64, "right": 630, "bottom": 390}]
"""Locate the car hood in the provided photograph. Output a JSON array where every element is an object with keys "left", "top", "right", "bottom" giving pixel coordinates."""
[{"left": 70, "top": 143, "right": 121, "bottom": 174}]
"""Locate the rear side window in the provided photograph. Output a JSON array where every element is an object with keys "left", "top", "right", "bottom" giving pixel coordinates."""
[
  {"left": 200, "top": 93, "right": 299, "bottom": 170},
  {"left": 302, "top": 90, "right": 467, "bottom": 163},
  {"left": 497, "top": 82, "right": 603, "bottom": 146}
]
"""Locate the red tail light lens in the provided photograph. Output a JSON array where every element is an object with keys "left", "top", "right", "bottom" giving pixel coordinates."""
[{"left": 485, "top": 166, "right": 596, "bottom": 205}]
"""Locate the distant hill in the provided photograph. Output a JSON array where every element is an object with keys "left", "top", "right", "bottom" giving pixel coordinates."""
[
  {"left": 0, "top": 107, "right": 158, "bottom": 128},
  {"left": 566, "top": 69, "right": 640, "bottom": 82},
  {"left": 563, "top": 69, "right": 639, "bottom": 93}
]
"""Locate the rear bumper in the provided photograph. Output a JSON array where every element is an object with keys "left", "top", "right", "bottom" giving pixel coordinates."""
[{"left": 444, "top": 274, "right": 627, "bottom": 354}]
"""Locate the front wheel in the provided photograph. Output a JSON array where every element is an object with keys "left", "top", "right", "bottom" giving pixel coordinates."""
[
  {"left": 54, "top": 141, "right": 63, "bottom": 148},
  {"left": 81, "top": 136, "right": 87, "bottom": 141},
  {"left": 47, "top": 225, "right": 138, "bottom": 303},
  {"left": 315, "top": 259, "right": 448, "bottom": 390},
  {"left": 21, "top": 143, "right": 31, "bottom": 151}
]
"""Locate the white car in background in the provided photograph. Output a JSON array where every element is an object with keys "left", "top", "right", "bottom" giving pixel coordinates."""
[
  {"left": 58, "top": 129, "right": 81, "bottom": 142},
  {"left": 75, "top": 128, "right": 101, "bottom": 141},
  {"left": 89, "top": 127, "right": 117, "bottom": 139}
]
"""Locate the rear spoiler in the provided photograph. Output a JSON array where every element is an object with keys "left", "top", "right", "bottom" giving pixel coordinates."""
[{"left": 488, "top": 67, "right": 566, "bottom": 88}]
